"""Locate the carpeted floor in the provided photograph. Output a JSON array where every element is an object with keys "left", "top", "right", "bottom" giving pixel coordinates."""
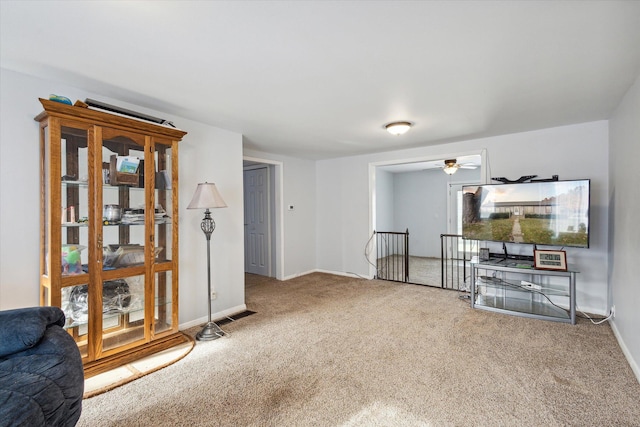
[
  {"left": 78, "top": 273, "right": 640, "bottom": 426},
  {"left": 377, "top": 255, "right": 468, "bottom": 289},
  {"left": 83, "top": 337, "right": 195, "bottom": 398}
]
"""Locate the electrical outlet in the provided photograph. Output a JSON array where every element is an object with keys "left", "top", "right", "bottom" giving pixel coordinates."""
[
  {"left": 210, "top": 291, "right": 217, "bottom": 300},
  {"left": 611, "top": 305, "right": 615, "bottom": 318}
]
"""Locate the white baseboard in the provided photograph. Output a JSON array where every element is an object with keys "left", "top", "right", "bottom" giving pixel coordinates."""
[
  {"left": 609, "top": 319, "right": 640, "bottom": 383},
  {"left": 282, "top": 269, "right": 317, "bottom": 281},
  {"left": 282, "top": 269, "right": 373, "bottom": 281},
  {"left": 313, "top": 269, "right": 373, "bottom": 279},
  {"left": 575, "top": 305, "right": 609, "bottom": 317},
  {"left": 179, "top": 304, "right": 247, "bottom": 331}
]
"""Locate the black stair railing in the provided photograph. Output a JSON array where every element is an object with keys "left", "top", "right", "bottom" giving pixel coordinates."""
[
  {"left": 440, "top": 234, "right": 479, "bottom": 291},
  {"left": 375, "top": 229, "right": 409, "bottom": 283}
]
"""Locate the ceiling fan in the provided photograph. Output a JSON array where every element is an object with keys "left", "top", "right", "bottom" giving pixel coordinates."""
[{"left": 440, "top": 159, "right": 478, "bottom": 175}]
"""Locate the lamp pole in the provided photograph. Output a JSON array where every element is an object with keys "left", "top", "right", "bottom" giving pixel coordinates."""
[
  {"left": 187, "top": 182, "right": 227, "bottom": 341},
  {"left": 196, "top": 209, "right": 225, "bottom": 341}
]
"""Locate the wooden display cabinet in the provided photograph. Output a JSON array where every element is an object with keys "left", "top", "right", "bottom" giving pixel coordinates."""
[{"left": 35, "top": 98, "right": 189, "bottom": 377}]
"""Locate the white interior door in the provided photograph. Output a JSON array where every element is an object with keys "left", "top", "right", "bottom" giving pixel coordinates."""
[{"left": 244, "top": 167, "right": 270, "bottom": 276}]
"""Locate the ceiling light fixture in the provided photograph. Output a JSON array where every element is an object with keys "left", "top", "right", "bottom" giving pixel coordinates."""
[
  {"left": 443, "top": 159, "right": 459, "bottom": 175},
  {"left": 385, "top": 121, "right": 413, "bottom": 136}
]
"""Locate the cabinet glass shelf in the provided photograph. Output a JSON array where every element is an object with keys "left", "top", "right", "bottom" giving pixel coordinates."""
[
  {"left": 59, "top": 259, "right": 171, "bottom": 277},
  {"left": 61, "top": 220, "right": 172, "bottom": 227},
  {"left": 63, "top": 297, "right": 173, "bottom": 330},
  {"left": 62, "top": 181, "right": 147, "bottom": 190}
]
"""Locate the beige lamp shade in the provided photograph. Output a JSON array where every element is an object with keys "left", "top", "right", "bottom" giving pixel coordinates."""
[{"left": 187, "top": 182, "right": 228, "bottom": 209}]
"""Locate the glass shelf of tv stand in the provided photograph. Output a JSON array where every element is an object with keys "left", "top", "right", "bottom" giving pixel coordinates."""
[
  {"left": 471, "top": 259, "right": 577, "bottom": 324},
  {"left": 474, "top": 277, "right": 570, "bottom": 320}
]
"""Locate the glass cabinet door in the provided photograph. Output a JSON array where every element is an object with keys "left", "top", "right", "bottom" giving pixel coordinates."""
[
  {"left": 153, "top": 140, "right": 173, "bottom": 263},
  {"left": 154, "top": 270, "right": 174, "bottom": 334},
  {"left": 153, "top": 140, "right": 177, "bottom": 335},
  {"left": 54, "top": 123, "right": 92, "bottom": 358},
  {"left": 98, "top": 128, "right": 148, "bottom": 354}
]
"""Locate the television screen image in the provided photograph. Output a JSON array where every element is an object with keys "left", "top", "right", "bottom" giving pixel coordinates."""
[{"left": 462, "top": 179, "right": 590, "bottom": 248}]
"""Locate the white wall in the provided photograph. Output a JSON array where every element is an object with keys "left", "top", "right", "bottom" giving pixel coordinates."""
[
  {"left": 317, "top": 122, "right": 610, "bottom": 314},
  {"left": 394, "top": 169, "right": 447, "bottom": 257},
  {"left": 0, "top": 69, "right": 245, "bottom": 328},
  {"left": 608, "top": 74, "right": 640, "bottom": 380},
  {"left": 392, "top": 167, "right": 480, "bottom": 257},
  {"left": 374, "top": 169, "right": 394, "bottom": 232},
  {"left": 317, "top": 157, "right": 372, "bottom": 276},
  {"left": 243, "top": 149, "right": 316, "bottom": 279}
]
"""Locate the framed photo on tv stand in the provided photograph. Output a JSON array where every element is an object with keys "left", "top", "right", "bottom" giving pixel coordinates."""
[{"left": 534, "top": 250, "right": 567, "bottom": 271}]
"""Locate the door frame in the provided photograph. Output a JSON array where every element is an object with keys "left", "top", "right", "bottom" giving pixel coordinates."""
[
  {"left": 447, "top": 180, "right": 482, "bottom": 258},
  {"left": 368, "top": 149, "right": 487, "bottom": 279},
  {"left": 243, "top": 156, "right": 284, "bottom": 280},
  {"left": 447, "top": 180, "right": 483, "bottom": 236}
]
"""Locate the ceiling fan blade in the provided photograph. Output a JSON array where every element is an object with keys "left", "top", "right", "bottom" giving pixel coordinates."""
[
  {"left": 459, "top": 165, "right": 477, "bottom": 169},
  {"left": 421, "top": 164, "right": 443, "bottom": 170}
]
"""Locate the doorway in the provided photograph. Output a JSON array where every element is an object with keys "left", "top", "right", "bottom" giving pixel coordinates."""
[
  {"left": 244, "top": 166, "right": 270, "bottom": 276},
  {"left": 243, "top": 157, "right": 284, "bottom": 279},
  {"left": 447, "top": 181, "right": 480, "bottom": 254},
  {"left": 371, "top": 152, "right": 484, "bottom": 286}
]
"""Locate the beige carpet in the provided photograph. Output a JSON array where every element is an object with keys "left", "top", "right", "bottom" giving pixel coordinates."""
[
  {"left": 408, "top": 256, "right": 443, "bottom": 286},
  {"left": 378, "top": 256, "right": 468, "bottom": 290},
  {"left": 78, "top": 273, "right": 640, "bottom": 426},
  {"left": 83, "top": 334, "right": 194, "bottom": 398}
]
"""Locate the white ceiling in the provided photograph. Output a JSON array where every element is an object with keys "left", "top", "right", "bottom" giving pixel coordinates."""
[{"left": 2, "top": 1, "right": 639, "bottom": 160}]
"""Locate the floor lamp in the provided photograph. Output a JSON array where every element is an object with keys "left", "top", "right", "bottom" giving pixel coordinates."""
[{"left": 187, "top": 182, "right": 228, "bottom": 341}]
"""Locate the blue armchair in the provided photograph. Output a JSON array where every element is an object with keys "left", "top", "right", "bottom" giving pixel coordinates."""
[{"left": 0, "top": 307, "right": 84, "bottom": 427}]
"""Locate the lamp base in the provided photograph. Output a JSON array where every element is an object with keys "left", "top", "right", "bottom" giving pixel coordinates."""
[{"left": 196, "top": 321, "right": 225, "bottom": 341}]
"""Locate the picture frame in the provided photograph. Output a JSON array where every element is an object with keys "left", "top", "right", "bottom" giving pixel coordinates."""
[{"left": 534, "top": 250, "right": 567, "bottom": 271}]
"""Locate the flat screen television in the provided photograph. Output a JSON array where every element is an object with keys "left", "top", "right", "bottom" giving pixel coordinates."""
[{"left": 462, "top": 179, "right": 590, "bottom": 248}]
